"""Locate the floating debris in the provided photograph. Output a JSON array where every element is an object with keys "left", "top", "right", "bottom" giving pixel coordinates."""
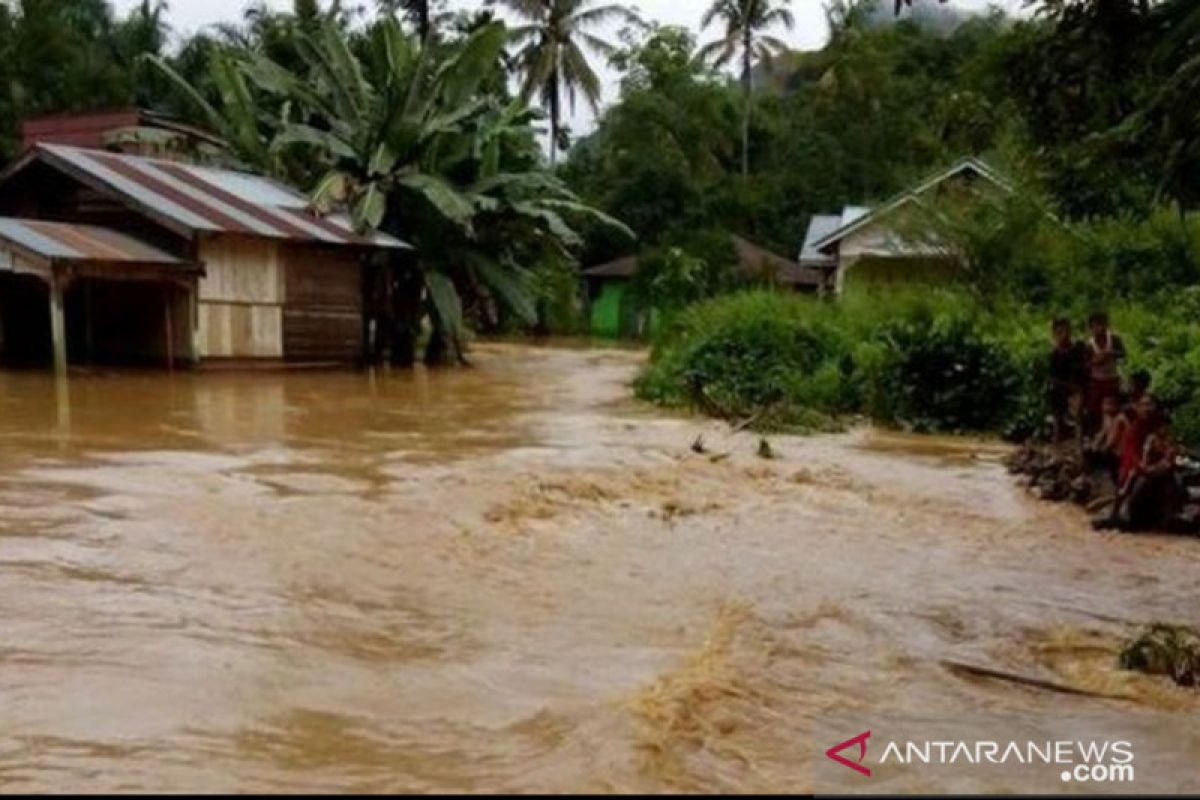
[{"left": 1119, "top": 624, "right": 1200, "bottom": 689}]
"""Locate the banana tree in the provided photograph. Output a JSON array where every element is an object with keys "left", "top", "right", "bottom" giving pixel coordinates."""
[{"left": 152, "top": 15, "right": 631, "bottom": 365}]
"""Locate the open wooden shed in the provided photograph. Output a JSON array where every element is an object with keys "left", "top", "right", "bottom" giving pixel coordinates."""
[{"left": 0, "top": 142, "right": 406, "bottom": 372}]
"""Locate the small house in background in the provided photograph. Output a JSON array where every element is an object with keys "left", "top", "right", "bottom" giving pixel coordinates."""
[
  {"left": 583, "top": 235, "right": 826, "bottom": 339},
  {"left": 0, "top": 110, "right": 404, "bottom": 373},
  {"left": 801, "top": 157, "right": 1011, "bottom": 293}
]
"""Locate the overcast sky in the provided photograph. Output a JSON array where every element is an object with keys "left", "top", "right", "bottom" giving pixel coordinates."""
[{"left": 111, "top": 0, "right": 1024, "bottom": 132}]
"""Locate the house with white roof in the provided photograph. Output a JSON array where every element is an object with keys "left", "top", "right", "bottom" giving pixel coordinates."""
[{"left": 799, "top": 158, "right": 1012, "bottom": 294}]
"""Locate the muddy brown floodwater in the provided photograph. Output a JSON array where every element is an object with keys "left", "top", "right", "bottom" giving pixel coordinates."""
[{"left": 1, "top": 343, "right": 1198, "bottom": 793}]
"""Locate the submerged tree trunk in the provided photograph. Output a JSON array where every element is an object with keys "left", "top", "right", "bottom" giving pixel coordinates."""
[
  {"left": 390, "top": 262, "right": 425, "bottom": 368},
  {"left": 423, "top": 313, "right": 464, "bottom": 366}
]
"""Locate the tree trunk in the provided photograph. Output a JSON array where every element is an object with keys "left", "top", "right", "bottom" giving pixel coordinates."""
[
  {"left": 741, "top": 32, "right": 753, "bottom": 177},
  {"left": 548, "top": 68, "right": 561, "bottom": 167},
  {"left": 417, "top": 1, "right": 431, "bottom": 42}
]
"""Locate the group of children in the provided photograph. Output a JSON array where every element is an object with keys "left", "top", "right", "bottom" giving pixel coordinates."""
[{"left": 1047, "top": 312, "right": 1186, "bottom": 531}]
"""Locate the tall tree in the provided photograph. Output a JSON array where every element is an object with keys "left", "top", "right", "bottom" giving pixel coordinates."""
[
  {"left": 376, "top": 0, "right": 447, "bottom": 41},
  {"left": 699, "top": 0, "right": 795, "bottom": 176},
  {"left": 487, "top": 0, "right": 641, "bottom": 165}
]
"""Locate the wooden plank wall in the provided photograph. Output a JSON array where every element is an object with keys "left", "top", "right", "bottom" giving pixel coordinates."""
[
  {"left": 196, "top": 235, "right": 284, "bottom": 359},
  {"left": 282, "top": 244, "right": 363, "bottom": 363}
]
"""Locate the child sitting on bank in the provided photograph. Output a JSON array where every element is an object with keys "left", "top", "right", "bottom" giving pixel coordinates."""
[
  {"left": 1099, "top": 399, "right": 1186, "bottom": 532},
  {"left": 1086, "top": 395, "right": 1127, "bottom": 482}
]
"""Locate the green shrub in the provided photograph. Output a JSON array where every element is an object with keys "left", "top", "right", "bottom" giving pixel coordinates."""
[
  {"left": 869, "top": 312, "right": 1022, "bottom": 432},
  {"left": 636, "top": 292, "right": 841, "bottom": 423},
  {"left": 637, "top": 288, "right": 1200, "bottom": 445}
]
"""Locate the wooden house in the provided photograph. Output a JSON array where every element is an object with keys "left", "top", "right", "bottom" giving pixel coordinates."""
[{"left": 0, "top": 120, "right": 404, "bottom": 373}]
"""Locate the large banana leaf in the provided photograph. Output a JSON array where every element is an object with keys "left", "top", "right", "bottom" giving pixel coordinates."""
[
  {"left": 277, "top": 123, "right": 359, "bottom": 161},
  {"left": 436, "top": 22, "right": 508, "bottom": 108},
  {"left": 541, "top": 198, "right": 637, "bottom": 240},
  {"left": 463, "top": 251, "right": 539, "bottom": 325},
  {"left": 398, "top": 173, "right": 478, "bottom": 229}
]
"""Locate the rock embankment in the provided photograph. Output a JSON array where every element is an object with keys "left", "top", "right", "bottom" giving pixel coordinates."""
[{"left": 1006, "top": 440, "right": 1200, "bottom": 532}]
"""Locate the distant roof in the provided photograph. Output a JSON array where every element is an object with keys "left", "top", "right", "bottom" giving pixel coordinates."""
[
  {"left": 0, "top": 144, "right": 407, "bottom": 250},
  {"left": 732, "top": 235, "right": 824, "bottom": 287},
  {"left": 0, "top": 217, "right": 194, "bottom": 267},
  {"left": 811, "top": 157, "right": 1011, "bottom": 254},
  {"left": 582, "top": 254, "right": 639, "bottom": 278},
  {"left": 584, "top": 235, "right": 824, "bottom": 288},
  {"left": 21, "top": 108, "right": 228, "bottom": 151},
  {"left": 800, "top": 215, "right": 843, "bottom": 265}
]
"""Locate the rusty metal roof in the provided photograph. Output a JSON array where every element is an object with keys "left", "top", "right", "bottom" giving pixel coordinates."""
[
  {"left": 5, "top": 144, "right": 406, "bottom": 250},
  {"left": 585, "top": 236, "right": 824, "bottom": 288},
  {"left": 0, "top": 217, "right": 191, "bottom": 266}
]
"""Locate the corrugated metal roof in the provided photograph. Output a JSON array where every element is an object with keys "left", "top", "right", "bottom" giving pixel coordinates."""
[
  {"left": 0, "top": 217, "right": 192, "bottom": 265},
  {"left": 841, "top": 206, "right": 871, "bottom": 228},
  {"left": 25, "top": 144, "right": 406, "bottom": 250},
  {"left": 582, "top": 255, "right": 639, "bottom": 278},
  {"left": 732, "top": 235, "right": 819, "bottom": 287},
  {"left": 584, "top": 237, "right": 824, "bottom": 289},
  {"left": 800, "top": 215, "right": 843, "bottom": 265}
]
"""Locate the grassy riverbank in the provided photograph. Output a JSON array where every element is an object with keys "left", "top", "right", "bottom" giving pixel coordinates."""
[{"left": 635, "top": 290, "right": 1200, "bottom": 447}]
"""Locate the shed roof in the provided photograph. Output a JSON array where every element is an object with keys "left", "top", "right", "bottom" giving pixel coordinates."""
[
  {"left": 799, "top": 214, "right": 843, "bottom": 266},
  {"left": 21, "top": 108, "right": 227, "bottom": 152},
  {"left": 1, "top": 144, "right": 406, "bottom": 250},
  {"left": 732, "top": 235, "right": 825, "bottom": 287},
  {"left": 0, "top": 217, "right": 193, "bottom": 267},
  {"left": 583, "top": 236, "right": 825, "bottom": 288},
  {"left": 582, "top": 254, "right": 639, "bottom": 278}
]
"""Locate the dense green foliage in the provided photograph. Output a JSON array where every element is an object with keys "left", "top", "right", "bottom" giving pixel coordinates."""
[
  {"left": 566, "top": 0, "right": 1200, "bottom": 262},
  {"left": 637, "top": 289, "right": 1200, "bottom": 447}
]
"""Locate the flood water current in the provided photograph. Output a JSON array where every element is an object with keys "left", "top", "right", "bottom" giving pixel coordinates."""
[{"left": 1, "top": 343, "right": 1197, "bottom": 792}]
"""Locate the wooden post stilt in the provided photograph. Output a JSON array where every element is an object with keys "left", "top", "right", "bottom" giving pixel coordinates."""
[
  {"left": 188, "top": 281, "right": 201, "bottom": 366},
  {"left": 83, "top": 280, "right": 94, "bottom": 361},
  {"left": 49, "top": 272, "right": 67, "bottom": 377},
  {"left": 163, "top": 284, "right": 175, "bottom": 371}
]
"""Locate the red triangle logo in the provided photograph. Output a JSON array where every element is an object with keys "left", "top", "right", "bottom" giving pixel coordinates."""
[{"left": 826, "top": 730, "right": 872, "bottom": 777}]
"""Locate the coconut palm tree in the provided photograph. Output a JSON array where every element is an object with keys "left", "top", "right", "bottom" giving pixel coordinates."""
[
  {"left": 488, "top": 0, "right": 642, "bottom": 166},
  {"left": 376, "top": 0, "right": 445, "bottom": 41},
  {"left": 698, "top": 0, "right": 794, "bottom": 176}
]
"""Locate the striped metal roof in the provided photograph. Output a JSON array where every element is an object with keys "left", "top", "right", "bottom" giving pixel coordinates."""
[
  {"left": 21, "top": 144, "right": 406, "bottom": 250},
  {"left": 0, "top": 217, "right": 191, "bottom": 265}
]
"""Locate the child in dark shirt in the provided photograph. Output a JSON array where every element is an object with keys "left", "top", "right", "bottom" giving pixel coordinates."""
[{"left": 1047, "top": 318, "right": 1088, "bottom": 443}]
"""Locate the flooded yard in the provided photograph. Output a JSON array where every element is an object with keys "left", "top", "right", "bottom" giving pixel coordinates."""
[{"left": 1, "top": 343, "right": 1198, "bottom": 792}]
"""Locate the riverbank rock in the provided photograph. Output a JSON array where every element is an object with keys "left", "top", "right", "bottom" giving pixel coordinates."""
[
  {"left": 1007, "top": 439, "right": 1200, "bottom": 535},
  {"left": 1005, "top": 441, "right": 1115, "bottom": 505}
]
